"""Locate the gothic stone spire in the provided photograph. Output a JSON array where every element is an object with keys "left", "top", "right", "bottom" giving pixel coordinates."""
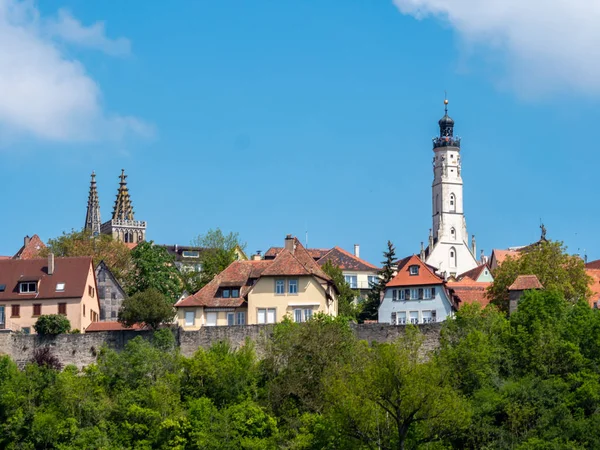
[
  {"left": 84, "top": 171, "right": 102, "bottom": 236},
  {"left": 112, "top": 169, "right": 135, "bottom": 221}
]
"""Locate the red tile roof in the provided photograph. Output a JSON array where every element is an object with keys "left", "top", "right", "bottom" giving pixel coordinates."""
[
  {"left": 458, "top": 264, "right": 491, "bottom": 282},
  {"left": 317, "top": 246, "right": 379, "bottom": 272},
  {"left": 490, "top": 249, "right": 520, "bottom": 267},
  {"left": 586, "top": 260, "right": 600, "bottom": 270},
  {"left": 13, "top": 235, "right": 46, "bottom": 260},
  {"left": 0, "top": 257, "right": 93, "bottom": 301},
  {"left": 86, "top": 321, "right": 148, "bottom": 332},
  {"left": 386, "top": 255, "right": 443, "bottom": 287},
  {"left": 508, "top": 275, "right": 543, "bottom": 291},
  {"left": 176, "top": 237, "right": 334, "bottom": 308},
  {"left": 448, "top": 281, "right": 492, "bottom": 308}
]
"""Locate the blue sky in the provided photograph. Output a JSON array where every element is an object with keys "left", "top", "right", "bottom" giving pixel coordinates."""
[{"left": 0, "top": 0, "right": 597, "bottom": 265}]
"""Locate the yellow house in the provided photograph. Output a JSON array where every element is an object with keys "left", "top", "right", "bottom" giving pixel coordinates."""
[
  {"left": 0, "top": 255, "right": 100, "bottom": 334},
  {"left": 175, "top": 235, "right": 338, "bottom": 329}
]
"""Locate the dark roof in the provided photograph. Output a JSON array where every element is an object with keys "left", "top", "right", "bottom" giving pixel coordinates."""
[
  {"left": 176, "top": 237, "right": 334, "bottom": 308},
  {"left": 13, "top": 235, "right": 46, "bottom": 260},
  {"left": 317, "top": 247, "right": 379, "bottom": 272},
  {"left": 0, "top": 257, "right": 93, "bottom": 301},
  {"left": 508, "top": 275, "right": 543, "bottom": 291},
  {"left": 586, "top": 259, "right": 600, "bottom": 270},
  {"left": 264, "top": 246, "right": 330, "bottom": 260},
  {"left": 458, "top": 264, "right": 491, "bottom": 282}
]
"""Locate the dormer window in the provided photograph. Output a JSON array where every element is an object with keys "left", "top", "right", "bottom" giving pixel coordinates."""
[
  {"left": 220, "top": 287, "right": 240, "bottom": 298},
  {"left": 19, "top": 282, "right": 37, "bottom": 293},
  {"left": 409, "top": 265, "right": 419, "bottom": 276},
  {"left": 182, "top": 251, "right": 200, "bottom": 258}
]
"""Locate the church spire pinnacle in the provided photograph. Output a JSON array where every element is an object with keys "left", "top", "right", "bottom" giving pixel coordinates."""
[
  {"left": 84, "top": 171, "right": 101, "bottom": 236},
  {"left": 112, "top": 169, "right": 135, "bottom": 221}
]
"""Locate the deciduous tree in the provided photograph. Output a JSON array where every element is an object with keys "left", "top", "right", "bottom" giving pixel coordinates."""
[
  {"left": 118, "top": 288, "right": 176, "bottom": 330},
  {"left": 321, "top": 260, "right": 361, "bottom": 320}
]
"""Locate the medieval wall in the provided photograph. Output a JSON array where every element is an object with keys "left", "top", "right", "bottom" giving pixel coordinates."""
[{"left": 0, "top": 323, "right": 443, "bottom": 369}]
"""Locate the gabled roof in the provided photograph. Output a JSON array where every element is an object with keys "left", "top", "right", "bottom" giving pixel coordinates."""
[
  {"left": 176, "top": 236, "right": 334, "bottom": 308},
  {"left": 13, "top": 235, "right": 46, "bottom": 260},
  {"left": 95, "top": 261, "right": 126, "bottom": 297},
  {"left": 386, "top": 255, "right": 443, "bottom": 287},
  {"left": 317, "top": 246, "right": 379, "bottom": 272},
  {"left": 508, "top": 275, "right": 543, "bottom": 291},
  {"left": 458, "top": 263, "right": 492, "bottom": 282},
  {"left": 0, "top": 257, "right": 93, "bottom": 301},
  {"left": 490, "top": 249, "right": 520, "bottom": 268}
]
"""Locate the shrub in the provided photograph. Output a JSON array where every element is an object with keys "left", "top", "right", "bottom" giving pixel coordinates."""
[
  {"left": 31, "top": 347, "right": 63, "bottom": 370},
  {"left": 33, "top": 314, "right": 71, "bottom": 336}
]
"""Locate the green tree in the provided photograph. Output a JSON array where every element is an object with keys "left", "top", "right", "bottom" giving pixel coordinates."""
[
  {"left": 321, "top": 260, "right": 361, "bottom": 320},
  {"left": 33, "top": 314, "right": 71, "bottom": 335},
  {"left": 488, "top": 240, "right": 590, "bottom": 312},
  {"left": 41, "top": 229, "right": 132, "bottom": 283},
  {"left": 190, "top": 228, "right": 246, "bottom": 290},
  {"left": 325, "top": 330, "right": 471, "bottom": 450},
  {"left": 129, "top": 241, "right": 183, "bottom": 302},
  {"left": 359, "top": 240, "right": 397, "bottom": 322},
  {"left": 118, "top": 288, "right": 176, "bottom": 330}
]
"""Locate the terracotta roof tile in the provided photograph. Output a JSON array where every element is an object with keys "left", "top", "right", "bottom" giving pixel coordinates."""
[
  {"left": 317, "top": 246, "right": 379, "bottom": 272},
  {"left": 491, "top": 249, "right": 520, "bottom": 267},
  {"left": 508, "top": 275, "right": 543, "bottom": 291},
  {"left": 86, "top": 321, "right": 148, "bottom": 332},
  {"left": 0, "top": 257, "right": 93, "bottom": 301},
  {"left": 586, "top": 260, "right": 600, "bottom": 270},
  {"left": 13, "top": 235, "right": 46, "bottom": 260},
  {"left": 386, "top": 255, "right": 443, "bottom": 287},
  {"left": 449, "top": 282, "right": 491, "bottom": 307}
]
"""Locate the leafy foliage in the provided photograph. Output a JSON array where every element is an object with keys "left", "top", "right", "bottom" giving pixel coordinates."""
[
  {"left": 321, "top": 260, "right": 361, "bottom": 320},
  {"left": 488, "top": 240, "right": 590, "bottom": 311},
  {"left": 128, "top": 241, "right": 183, "bottom": 302},
  {"left": 360, "top": 240, "right": 397, "bottom": 322},
  {"left": 118, "top": 288, "right": 176, "bottom": 330},
  {"left": 33, "top": 314, "right": 71, "bottom": 335},
  {"left": 186, "top": 228, "right": 247, "bottom": 292},
  {"left": 41, "top": 229, "right": 132, "bottom": 283}
]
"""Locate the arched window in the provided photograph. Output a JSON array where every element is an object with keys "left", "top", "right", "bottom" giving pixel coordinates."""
[
  {"left": 450, "top": 227, "right": 456, "bottom": 240},
  {"left": 124, "top": 232, "right": 133, "bottom": 243},
  {"left": 449, "top": 247, "right": 457, "bottom": 267},
  {"left": 449, "top": 193, "right": 456, "bottom": 212}
]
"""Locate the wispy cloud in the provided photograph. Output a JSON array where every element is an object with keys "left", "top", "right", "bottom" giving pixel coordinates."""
[
  {"left": 0, "top": 0, "right": 151, "bottom": 143},
  {"left": 393, "top": 0, "right": 600, "bottom": 97}
]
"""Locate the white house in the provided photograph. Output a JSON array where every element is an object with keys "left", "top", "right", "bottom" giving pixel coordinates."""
[{"left": 378, "top": 255, "right": 456, "bottom": 325}]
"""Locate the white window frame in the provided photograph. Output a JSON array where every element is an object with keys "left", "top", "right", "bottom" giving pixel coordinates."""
[
  {"left": 237, "top": 311, "right": 246, "bottom": 325},
  {"left": 304, "top": 308, "right": 312, "bottom": 322},
  {"left": 19, "top": 282, "right": 37, "bottom": 293},
  {"left": 410, "top": 288, "right": 419, "bottom": 300},
  {"left": 227, "top": 312, "right": 235, "bottom": 326},
  {"left": 409, "top": 265, "right": 419, "bottom": 275},
  {"left": 294, "top": 309, "right": 303, "bottom": 323},
  {"left": 398, "top": 311, "right": 406, "bottom": 325},
  {"left": 184, "top": 310, "right": 195, "bottom": 326},
  {"left": 409, "top": 311, "right": 419, "bottom": 324},
  {"left": 344, "top": 275, "right": 358, "bottom": 289},
  {"left": 258, "top": 308, "right": 276, "bottom": 324}
]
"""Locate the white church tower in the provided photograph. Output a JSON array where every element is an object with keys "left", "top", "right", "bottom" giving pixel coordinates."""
[{"left": 424, "top": 99, "right": 478, "bottom": 278}]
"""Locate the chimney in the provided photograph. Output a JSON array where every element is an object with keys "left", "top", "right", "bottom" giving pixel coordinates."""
[
  {"left": 354, "top": 244, "right": 360, "bottom": 258},
  {"left": 252, "top": 250, "right": 262, "bottom": 261},
  {"left": 48, "top": 253, "right": 55, "bottom": 275},
  {"left": 24, "top": 235, "right": 30, "bottom": 247},
  {"left": 284, "top": 234, "right": 294, "bottom": 253}
]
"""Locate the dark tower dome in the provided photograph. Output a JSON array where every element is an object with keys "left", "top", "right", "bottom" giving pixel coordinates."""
[{"left": 433, "top": 98, "right": 460, "bottom": 148}]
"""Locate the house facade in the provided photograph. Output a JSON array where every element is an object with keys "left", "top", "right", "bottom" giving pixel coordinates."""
[
  {"left": 95, "top": 261, "right": 127, "bottom": 321},
  {"left": 378, "top": 255, "right": 455, "bottom": 325},
  {"left": 175, "top": 235, "right": 338, "bottom": 330},
  {"left": 0, "top": 255, "right": 100, "bottom": 333}
]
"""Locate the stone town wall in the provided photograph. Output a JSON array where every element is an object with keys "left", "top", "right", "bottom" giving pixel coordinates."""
[{"left": 0, "top": 323, "right": 443, "bottom": 369}]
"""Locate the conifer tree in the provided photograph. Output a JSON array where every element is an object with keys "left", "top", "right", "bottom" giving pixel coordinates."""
[{"left": 359, "top": 241, "right": 397, "bottom": 322}]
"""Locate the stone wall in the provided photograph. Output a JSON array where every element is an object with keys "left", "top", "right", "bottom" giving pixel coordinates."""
[{"left": 0, "top": 323, "right": 443, "bottom": 369}]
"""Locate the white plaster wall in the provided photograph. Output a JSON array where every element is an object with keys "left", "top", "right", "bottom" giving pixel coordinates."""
[{"left": 378, "top": 284, "right": 453, "bottom": 325}]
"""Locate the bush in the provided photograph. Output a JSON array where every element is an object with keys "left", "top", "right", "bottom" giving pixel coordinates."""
[
  {"left": 31, "top": 347, "right": 63, "bottom": 370},
  {"left": 33, "top": 314, "right": 71, "bottom": 336}
]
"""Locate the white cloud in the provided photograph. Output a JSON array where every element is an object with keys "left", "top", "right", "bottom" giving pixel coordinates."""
[
  {"left": 0, "top": 0, "right": 151, "bottom": 143},
  {"left": 393, "top": 0, "right": 600, "bottom": 96}
]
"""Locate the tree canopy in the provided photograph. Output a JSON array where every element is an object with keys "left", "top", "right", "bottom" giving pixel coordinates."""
[
  {"left": 488, "top": 240, "right": 590, "bottom": 311},
  {"left": 321, "top": 260, "right": 361, "bottom": 320},
  {"left": 118, "top": 288, "right": 176, "bottom": 330},
  {"left": 41, "top": 229, "right": 132, "bottom": 283},
  {"left": 128, "top": 241, "right": 183, "bottom": 302}
]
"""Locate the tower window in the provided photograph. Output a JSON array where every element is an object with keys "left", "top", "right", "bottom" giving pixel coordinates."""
[
  {"left": 449, "top": 194, "right": 456, "bottom": 212},
  {"left": 451, "top": 228, "right": 456, "bottom": 239},
  {"left": 449, "top": 247, "right": 457, "bottom": 268}
]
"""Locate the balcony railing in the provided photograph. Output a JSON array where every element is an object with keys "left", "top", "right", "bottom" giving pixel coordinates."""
[
  {"left": 433, "top": 136, "right": 461, "bottom": 148},
  {"left": 347, "top": 280, "right": 377, "bottom": 290}
]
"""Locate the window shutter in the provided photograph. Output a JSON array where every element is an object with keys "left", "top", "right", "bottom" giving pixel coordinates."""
[
  {"left": 405, "top": 289, "right": 410, "bottom": 300},
  {"left": 432, "top": 310, "right": 437, "bottom": 322},
  {"left": 431, "top": 287, "right": 436, "bottom": 297},
  {"left": 392, "top": 290, "right": 397, "bottom": 301},
  {"left": 418, "top": 288, "right": 424, "bottom": 299}
]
